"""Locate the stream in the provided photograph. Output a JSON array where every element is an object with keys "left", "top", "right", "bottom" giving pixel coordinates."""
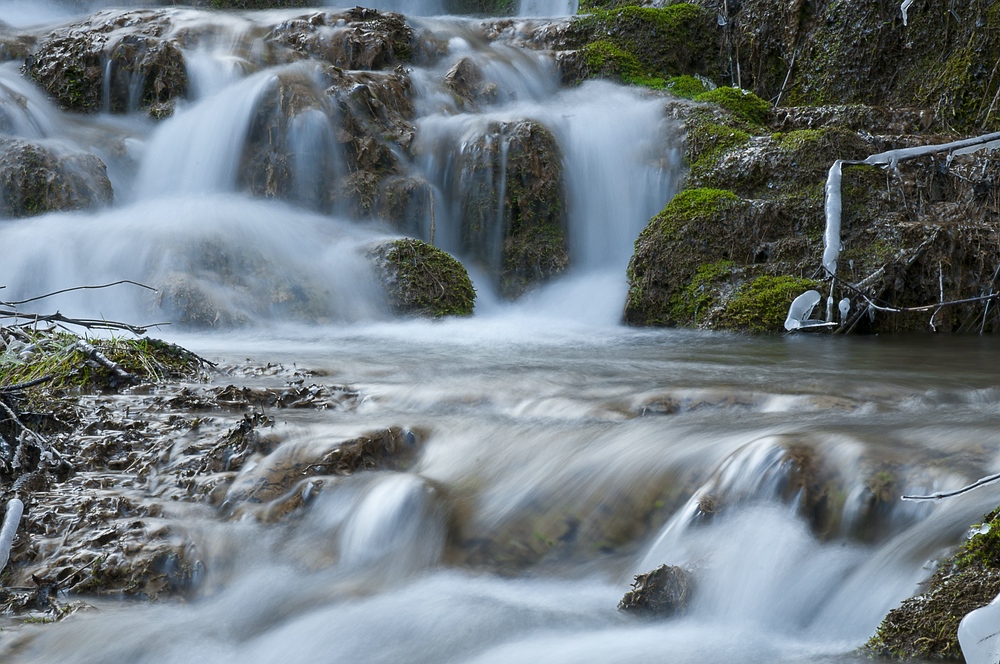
[{"left": 1, "top": 1, "right": 1000, "bottom": 663}]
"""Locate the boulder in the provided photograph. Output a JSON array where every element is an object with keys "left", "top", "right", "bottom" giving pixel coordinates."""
[
  {"left": 367, "top": 238, "right": 476, "bottom": 318},
  {"left": 0, "top": 138, "right": 113, "bottom": 217},
  {"left": 23, "top": 9, "right": 188, "bottom": 117}
]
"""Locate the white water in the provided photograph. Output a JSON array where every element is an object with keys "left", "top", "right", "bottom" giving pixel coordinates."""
[{"left": 2, "top": 4, "right": 999, "bottom": 664}]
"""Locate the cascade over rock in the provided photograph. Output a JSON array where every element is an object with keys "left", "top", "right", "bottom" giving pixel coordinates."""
[
  {"left": 456, "top": 119, "right": 568, "bottom": 298},
  {"left": 23, "top": 10, "right": 188, "bottom": 117}
]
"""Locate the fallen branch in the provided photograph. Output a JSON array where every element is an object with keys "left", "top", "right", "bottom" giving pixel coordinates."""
[
  {"left": 0, "top": 280, "right": 155, "bottom": 307},
  {"left": 902, "top": 471, "right": 1000, "bottom": 502},
  {"left": 72, "top": 340, "right": 139, "bottom": 386}
]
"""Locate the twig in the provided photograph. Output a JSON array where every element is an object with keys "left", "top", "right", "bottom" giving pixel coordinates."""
[
  {"left": 0, "top": 280, "right": 155, "bottom": 307},
  {"left": 902, "top": 471, "right": 1000, "bottom": 501},
  {"left": 0, "top": 375, "right": 58, "bottom": 393},
  {"left": 0, "top": 310, "right": 167, "bottom": 335},
  {"left": 72, "top": 340, "right": 139, "bottom": 386}
]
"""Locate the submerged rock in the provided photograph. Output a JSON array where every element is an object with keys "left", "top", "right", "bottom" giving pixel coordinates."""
[
  {"left": 367, "top": 238, "right": 476, "bottom": 318},
  {"left": 23, "top": 9, "right": 188, "bottom": 116},
  {"left": 0, "top": 137, "right": 113, "bottom": 217},
  {"left": 618, "top": 564, "right": 695, "bottom": 617}
]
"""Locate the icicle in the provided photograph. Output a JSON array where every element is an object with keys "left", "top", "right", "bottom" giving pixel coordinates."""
[
  {"left": 784, "top": 290, "right": 821, "bottom": 331},
  {"left": 0, "top": 498, "right": 24, "bottom": 576},
  {"left": 822, "top": 160, "right": 844, "bottom": 277},
  {"left": 900, "top": 0, "right": 914, "bottom": 26},
  {"left": 838, "top": 298, "right": 850, "bottom": 322},
  {"left": 959, "top": 592, "right": 1000, "bottom": 664}
]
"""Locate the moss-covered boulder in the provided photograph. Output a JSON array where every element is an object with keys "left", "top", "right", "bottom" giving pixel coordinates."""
[
  {"left": 456, "top": 120, "right": 568, "bottom": 298},
  {"left": 867, "top": 508, "right": 1000, "bottom": 659},
  {"left": 23, "top": 10, "right": 187, "bottom": 117},
  {"left": 0, "top": 138, "right": 114, "bottom": 218},
  {"left": 566, "top": 4, "right": 719, "bottom": 87},
  {"left": 368, "top": 238, "right": 476, "bottom": 318}
]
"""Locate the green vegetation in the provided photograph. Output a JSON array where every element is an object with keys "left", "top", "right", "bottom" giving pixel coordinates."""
[
  {"left": 657, "top": 188, "right": 739, "bottom": 226},
  {"left": 664, "top": 75, "right": 708, "bottom": 99},
  {"left": 0, "top": 330, "right": 205, "bottom": 393},
  {"left": 693, "top": 87, "right": 771, "bottom": 127}
]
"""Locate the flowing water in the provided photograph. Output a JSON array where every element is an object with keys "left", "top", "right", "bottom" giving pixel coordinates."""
[{"left": 1, "top": 2, "right": 999, "bottom": 663}]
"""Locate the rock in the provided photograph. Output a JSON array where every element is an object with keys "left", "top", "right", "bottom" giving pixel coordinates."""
[
  {"left": 327, "top": 67, "right": 416, "bottom": 217},
  {"left": 618, "top": 564, "right": 695, "bottom": 617},
  {"left": 219, "top": 426, "right": 422, "bottom": 517},
  {"left": 562, "top": 5, "right": 720, "bottom": 87},
  {"left": 444, "top": 57, "right": 498, "bottom": 110},
  {"left": 23, "top": 9, "right": 188, "bottom": 116},
  {"left": 265, "top": 7, "right": 412, "bottom": 70},
  {"left": 456, "top": 120, "right": 568, "bottom": 298},
  {"left": 367, "top": 238, "right": 476, "bottom": 318},
  {"left": 867, "top": 508, "right": 1000, "bottom": 660},
  {"left": 375, "top": 175, "right": 433, "bottom": 236},
  {"left": 0, "top": 137, "right": 114, "bottom": 218}
]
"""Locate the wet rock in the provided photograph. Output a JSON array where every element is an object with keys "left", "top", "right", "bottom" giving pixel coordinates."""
[
  {"left": 220, "top": 426, "right": 422, "bottom": 515},
  {"left": 618, "top": 564, "right": 695, "bottom": 617},
  {"left": 0, "top": 138, "right": 113, "bottom": 218},
  {"left": 867, "top": 508, "right": 1000, "bottom": 659},
  {"left": 375, "top": 175, "right": 433, "bottom": 235},
  {"left": 240, "top": 68, "right": 340, "bottom": 210},
  {"left": 367, "top": 238, "right": 476, "bottom": 318},
  {"left": 23, "top": 9, "right": 188, "bottom": 116},
  {"left": 327, "top": 67, "right": 416, "bottom": 216},
  {"left": 456, "top": 119, "right": 568, "bottom": 298},
  {"left": 265, "top": 7, "right": 412, "bottom": 70},
  {"left": 444, "top": 57, "right": 497, "bottom": 110}
]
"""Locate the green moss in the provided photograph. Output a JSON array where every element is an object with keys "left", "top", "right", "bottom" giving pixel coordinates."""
[
  {"left": 582, "top": 40, "right": 641, "bottom": 80},
  {"left": 693, "top": 87, "right": 772, "bottom": 127},
  {"left": 668, "top": 260, "right": 733, "bottom": 324},
  {"left": 374, "top": 239, "right": 476, "bottom": 317},
  {"left": 664, "top": 75, "right": 708, "bottom": 99},
  {"left": 659, "top": 188, "right": 739, "bottom": 225},
  {"left": 718, "top": 275, "right": 822, "bottom": 333},
  {"left": 572, "top": 4, "right": 718, "bottom": 84}
]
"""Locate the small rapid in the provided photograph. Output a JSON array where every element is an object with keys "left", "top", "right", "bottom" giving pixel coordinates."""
[{"left": 1, "top": 4, "right": 998, "bottom": 664}]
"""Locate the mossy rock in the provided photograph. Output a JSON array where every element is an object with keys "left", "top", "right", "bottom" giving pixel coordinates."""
[
  {"left": 625, "top": 188, "right": 752, "bottom": 327},
  {"left": 265, "top": 8, "right": 413, "bottom": 69},
  {"left": 664, "top": 75, "right": 710, "bottom": 99},
  {"left": 867, "top": 508, "right": 1000, "bottom": 659},
  {"left": 693, "top": 87, "right": 772, "bottom": 127},
  {"left": 0, "top": 330, "right": 204, "bottom": 394},
  {"left": 368, "top": 238, "right": 476, "bottom": 318},
  {"left": 442, "top": 0, "right": 517, "bottom": 15},
  {"left": 0, "top": 138, "right": 114, "bottom": 218},
  {"left": 568, "top": 4, "right": 719, "bottom": 87},
  {"left": 715, "top": 274, "right": 822, "bottom": 333}
]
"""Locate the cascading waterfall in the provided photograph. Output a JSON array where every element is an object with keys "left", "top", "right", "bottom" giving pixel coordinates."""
[{"left": 0, "top": 4, "right": 996, "bottom": 664}]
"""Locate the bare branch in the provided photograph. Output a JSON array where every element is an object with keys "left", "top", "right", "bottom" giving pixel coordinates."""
[
  {"left": 0, "top": 280, "right": 156, "bottom": 307},
  {"left": 902, "top": 471, "right": 1000, "bottom": 501}
]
